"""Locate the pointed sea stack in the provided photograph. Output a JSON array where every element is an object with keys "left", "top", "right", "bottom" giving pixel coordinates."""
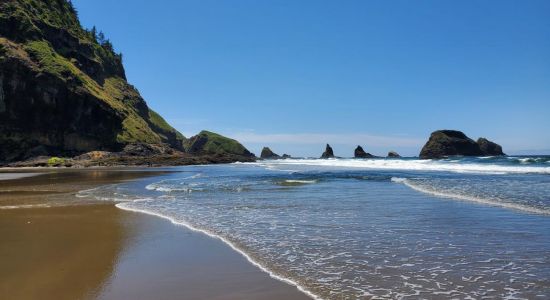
[
  {"left": 419, "top": 130, "right": 505, "bottom": 159},
  {"left": 260, "top": 147, "right": 281, "bottom": 159},
  {"left": 387, "top": 151, "right": 401, "bottom": 158},
  {"left": 354, "top": 146, "right": 375, "bottom": 158},
  {"left": 320, "top": 144, "right": 335, "bottom": 159}
]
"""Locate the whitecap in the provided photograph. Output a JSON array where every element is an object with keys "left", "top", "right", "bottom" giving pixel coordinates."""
[{"left": 255, "top": 158, "right": 550, "bottom": 175}]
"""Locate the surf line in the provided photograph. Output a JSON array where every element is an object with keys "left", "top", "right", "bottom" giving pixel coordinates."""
[{"left": 116, "top": 201, "right": 324, "bottom": 300}]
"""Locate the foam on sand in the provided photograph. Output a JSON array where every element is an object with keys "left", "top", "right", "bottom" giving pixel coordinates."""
[{"left": 115, "top": 201, "right": 322, "bottom": 300}]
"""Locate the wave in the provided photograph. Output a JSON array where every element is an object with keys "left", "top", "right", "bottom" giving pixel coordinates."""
[
  {"left": 115, "top": 202, "right": 322, "bottom": 300},
  {"left": 391, "top": 177, "right": 550, "bottom": 215},
  {"left": 255, "top": 158, "right": 550, "bottom": 175},
  {"left": 282, "top": 179, "right": 318, "bottom": 184}
]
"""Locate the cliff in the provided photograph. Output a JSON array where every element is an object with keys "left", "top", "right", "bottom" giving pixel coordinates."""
[{"left": 0, "top": 0, "right": 252, "bottom": 163}]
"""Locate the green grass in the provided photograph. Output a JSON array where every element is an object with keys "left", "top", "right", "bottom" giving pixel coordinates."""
[
  {"left": 191, "top": 131, "right": 251, "bottom": 156},
  {"left": 10, "top": 0, "right": 85, "bottom": 39}
]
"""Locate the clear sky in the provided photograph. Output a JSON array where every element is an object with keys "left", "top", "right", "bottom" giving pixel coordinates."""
[{"left": 73, "top": 0, "right": 550, "bottom": 157}]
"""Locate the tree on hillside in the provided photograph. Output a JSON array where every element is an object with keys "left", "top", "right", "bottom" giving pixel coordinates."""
[
  {"left": 90, "top": 26, "right": 97, "bottom": 40},
  {"left": 97, "top": 31, "right": 105, "bottom": 44}
]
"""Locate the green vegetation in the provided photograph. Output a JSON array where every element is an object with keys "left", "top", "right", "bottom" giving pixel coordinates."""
[
  {"left": 47, "top": 156, "right": 65, "bottom": 166},
  {"left": 1, "top": 0, "right": 185, "bottom": 151},
  {"left": 1, "top": 0, "right": 257, "bottom": 162},
  {"left": 24, "top": 40, "right": 76, "bottom": 79},
  {"left": 186, "top": 131, "right": 253, "bottom": 156}
]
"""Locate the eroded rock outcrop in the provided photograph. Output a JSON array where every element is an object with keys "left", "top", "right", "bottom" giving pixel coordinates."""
[
  {"left": 260, "top": 147, "right": 281, "bottom": 159},
  {"left": 387, "top": 151, "right": 401, "bottom": 158},
  {"left": 477, "top": 138, "right": 504, "bottom": 156},
  {"left": 354, "top": 146, "right": 375, "bottom": 158},
  {"left": 320, "top": 144, "right": 335, "bottom": 159},
  {"left": 419, "top": 130, "right": 505, "bottom": 159}
]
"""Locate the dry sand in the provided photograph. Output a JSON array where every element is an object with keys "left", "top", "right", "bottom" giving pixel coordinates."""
[{"left": 0, "top": 169, "right": 310, "bottom": 300}]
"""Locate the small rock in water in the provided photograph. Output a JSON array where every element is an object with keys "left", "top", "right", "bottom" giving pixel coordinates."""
[{"left": 320, "top": 144, "right": 335, "bottom": 159}]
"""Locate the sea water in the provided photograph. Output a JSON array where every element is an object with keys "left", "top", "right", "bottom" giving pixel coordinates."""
[{"left": 79, "top": 156, "right": 550, "bottom": 299}]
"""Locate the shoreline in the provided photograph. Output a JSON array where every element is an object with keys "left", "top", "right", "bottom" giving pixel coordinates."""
[
  {"left": 116, "top": 203, "right": 320, "bottom": 300},
  {"left": 0, "top": 169, "right": 310, "bottom": 300}
]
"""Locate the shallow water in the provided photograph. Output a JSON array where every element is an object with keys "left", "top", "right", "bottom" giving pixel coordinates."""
[{"left": 79, "top": 156, "right": 550, "bottom": 299}]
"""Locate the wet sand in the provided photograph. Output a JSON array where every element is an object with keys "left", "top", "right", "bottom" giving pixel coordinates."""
[{"left": 0, "top": 170, "right": 310, "bottom": 300}]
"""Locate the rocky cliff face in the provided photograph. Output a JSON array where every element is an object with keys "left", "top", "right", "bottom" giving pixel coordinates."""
[
  {"left": 0, "top": 0, "right": 251, "bottom": 163},
  {"left": 0, "top": 0, "right": 186, "bottom": 161},
  {"left": 419, "top": 130, "right": 505, "bottom": 159}
]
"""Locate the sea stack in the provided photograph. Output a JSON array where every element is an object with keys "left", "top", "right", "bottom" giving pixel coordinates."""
[
  {"left": 477, "top": 138, "right": 504, "bottom": 156},
  {"left": 387, "top": 151, "right": 401, "bottom": 158},
  {"left": 354, "top": 146, "right": 375, "bottom": 158},
  {"left": 260, "top": 147, "right": 281, "bottom": 159},
  {"left": 320, "top": 144, "right": 335, "bottom": 159},
  {"left": 419, "top": 130, "right": 505, "bottom": 159},
  {"left": 281, "top": 154, "right": 292, "bottom": 159}
]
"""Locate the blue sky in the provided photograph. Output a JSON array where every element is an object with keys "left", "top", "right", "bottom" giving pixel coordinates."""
[{"left": 73, "top": 0, "right": 550, "bottom": 157}]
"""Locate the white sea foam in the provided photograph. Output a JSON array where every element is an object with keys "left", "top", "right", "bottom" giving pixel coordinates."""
[
  {"left": 284, "top": 179, "right": 318, "bottom": 184},
  {"left": 390, "top": 177, "right": 407, "bottom": 183},
  {"left": 254, "top": 158, "right": 550, "bottom": 174},
  {"left": 115, "top": 202, "right": 322, "bottom": 300},
  {"left": 391, "top": 177, "right": 550, "bottom": 215}
]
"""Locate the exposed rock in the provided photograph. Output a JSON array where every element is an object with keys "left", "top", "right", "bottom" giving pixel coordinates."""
[
  {"left": 320, "top": 144, "right": 335, "bottom": 159},
  {"left": 419, "top": 130, "right": 505, "bottom": 159},
  {"left": 185, "top": 131, "right": 255, "bottom": 160},
  {"left": 260, "top": 147, "right": 281, "bottom": 159},
  {"left": 24, "top": 145, "right": 50, "bottom": 159},
  {"left": 0, "top": 0, "right": 253, "bottom": 166},
  {"left": 477, "top": 138, "right": 505, "bottom": 156},
  {"left": 5, "top": 151, "right": 255, "bottom": 168},
  {"left": 281, "top": 154, "right": 292, "bottom": 159},
  {"left": 0, "top": 0, "right": 186, "bottom": 162},
  {"left": 354, "top": 145, "right": 375, "bottom": 158},
  {"left": 387, "top": 151, "right": 401, "bottom": 158},
  {"left": 122, "top": 143, "right": 174, "bottom": 156},
  {"left": 73, "top": 151, "right": 115, "bottom": 161}
]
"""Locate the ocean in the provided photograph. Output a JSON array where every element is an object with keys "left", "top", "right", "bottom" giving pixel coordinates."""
[{"left": 79, "top": 156, "right": 550, "bottom": 299}]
